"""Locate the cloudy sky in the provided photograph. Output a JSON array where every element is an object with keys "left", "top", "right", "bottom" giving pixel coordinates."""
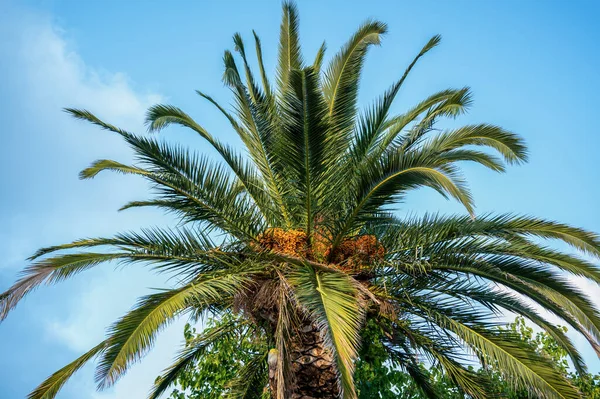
[{"left": 1, "top": 0, "right": 599, "bottom": 398}]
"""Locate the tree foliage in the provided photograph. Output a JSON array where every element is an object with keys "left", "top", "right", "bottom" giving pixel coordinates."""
[
  {"left": 168, "top": 315, "right": 600, "bottom": 399},
  {"left": 164, "top": 313, "right": 269, "bottom": 399}
]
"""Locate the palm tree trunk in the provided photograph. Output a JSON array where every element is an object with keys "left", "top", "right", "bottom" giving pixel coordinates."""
[{"left": 269, "top": 321, "right": 340, "bottom": 398}]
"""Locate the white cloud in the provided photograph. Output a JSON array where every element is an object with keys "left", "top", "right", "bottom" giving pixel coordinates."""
[
  {"left": 0, "top": 5, "right": 184, "bottom": 399},
  {"left": 0, "top": 7, "right": 167, "bottom": 273},
  {"left": 9, "top": 10, "right": 160, "bottom": 132}
]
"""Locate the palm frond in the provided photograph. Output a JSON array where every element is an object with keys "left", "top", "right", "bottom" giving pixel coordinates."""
[
  {"left": 290, "top": 266, "right": 363, "bottom": 399},
  {"left": 425, "top": 124, "right": 528, "bottom": 165},
  {"left": 143, "top": 104, "right": 263, "bottom": 197},
  {"left": 396, "top": 88, "right": 474, "bottom": 152},
  {"left": 85, "top": 142, "right": 265, "bottom": 239},
  {"left": 252, "top": 30, "right": 272, "bottom": 99},
  {"left": 403, "top": 360, "right": 440, "bottom": 399},
  {"left": 233, "top": 32, "right": 261, "bottom": 103},
  {"left": 439, "top": 317, "right": 580, "bottom": 399},
  {"left": 222, "top": 50, "right": 294, "bottom": 228},
  {"left": 429, "top": 257, "right": 600, "bottom": 355},
  {"left": 0, "top": 252, "right": 125, "bottom": 320},
  {"left": 323, "top": 21, "right": 387, "bottom": 143},
  {"left": 408, "top": 275, "right": 588, "bottom": 376},
  {"left": 96, "top": 273, "right": 251, "bottom": 388},
  {"left": 377, "top": 87, "right": 472, "bottom": 154},
  {"left": 226, "top": 351, "right": 269, "bottom": 399},
  {"left": 280, "top": 67, "right": 330, "bottom": 235},
  {"left": 381, "top": 213, "right": 600, "bottom": 258},
  {"left": 79, "top": 159, "right": 149, "bottom": 179},
  {"left": 0, "top": 226, "right": 250, "bottom": 321},
  {"left": 352, "top": 35, "right": 441, "bottom": 162},
  {"left": 484, "top": 290, "right": 588, "bottom": 375},
  {"left": 435, "top": 355, "right": 492, "bottom": 399},
  {"left": 276, "top": 1, "right": 303, "bottom": 92},
  {"left": 332, "top": 153, "right": 475, "bottom": 250},
  {"left": 27, "top": 341, "right": 107, "bottom": 399},
  {"left": 312, "top": 41, "right": 327, "bottom": 74}
]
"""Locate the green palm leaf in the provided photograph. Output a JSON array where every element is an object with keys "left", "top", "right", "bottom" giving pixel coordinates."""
[
  {"left": 280, "top": 67, "right": 330, "bottom": 235},
  {"left": 27, "top": 341, "right": 107, "bottom": 399},
  {"left": 96, "top": 273, "right": 251, "bottom": 388},
  {"left": 323, "top": 21, "right": 387, "bottom": 142},
  {"left": 441, "top": 318, "right": 580, "bottom": 399},
  {"left": 225, "top": 351, "right": 269, "bottom": 399},
  {"left": 276, "top": 1, "right": 303, "bottom": 91},
  {"left": 312, "top": 41, "right": 327, "bottom": 73},
  {"left": 252, "top": 30, "right": 272, "bottom": 99},
  {"left": 290, "top": 266, "right": 363, "bottom": 399},
  {"left": 353, "top": 35, "right": 441, "bottom": 162}
]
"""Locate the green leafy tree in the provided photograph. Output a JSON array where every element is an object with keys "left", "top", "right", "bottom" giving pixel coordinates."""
[
  {"left": 2, "top": 2, "right": 600, "bottom": 399},
  {"left": 354, "top": 318, "right": 408, "bottom": 398},
  {"left": 572, "top": 375, "right": 600, "bottom": 399},
  {"left": 165, "top": 312, "right": 270, "bottom": 399}
]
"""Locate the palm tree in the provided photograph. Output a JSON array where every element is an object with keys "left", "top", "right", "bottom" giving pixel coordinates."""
[{"left": 2, "top": 2, "right": 600, "bottom": 398}]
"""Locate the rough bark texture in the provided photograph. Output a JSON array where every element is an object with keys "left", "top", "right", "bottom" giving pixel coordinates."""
[
  {"left": 288, "top": 322, "right": 340, "bottom": 399},
  {"left": 244, "top": 278, "right": 342, "bottom": 398}
]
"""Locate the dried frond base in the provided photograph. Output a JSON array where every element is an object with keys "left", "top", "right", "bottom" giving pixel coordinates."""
[{"left": 257, "top": 228, "right": 384, "bottom": 274}]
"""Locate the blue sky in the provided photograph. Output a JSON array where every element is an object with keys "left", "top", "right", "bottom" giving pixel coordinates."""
[{"left": 1, "top": 0, "right": 599, "bottom": 398}]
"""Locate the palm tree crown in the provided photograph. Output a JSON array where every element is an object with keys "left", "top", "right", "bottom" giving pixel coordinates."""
[{"left": 3, "top": 3, "right": 600, "bottom": 399}]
